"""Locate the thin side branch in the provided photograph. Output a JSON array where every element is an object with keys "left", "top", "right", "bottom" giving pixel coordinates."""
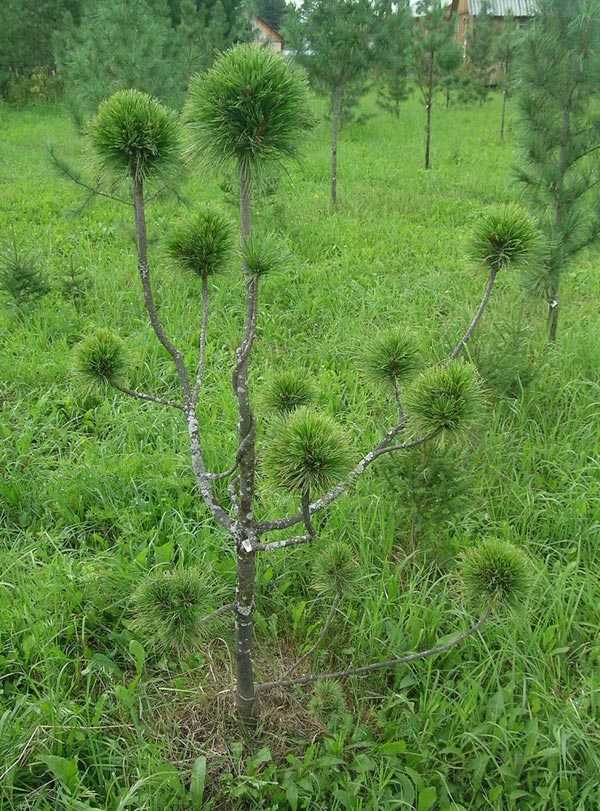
[
  {"left": 254, "top": 534, "right": 312, "bottom": 552},
  {"left": 192, "top": 274, "right": 210, "bottom": 407},
  {"left": 111, "top": 381, "right": 185, "bottom": 411},
  {"left": 201, "top": 603, "right": 235, "bottom": 624},
  {"left": 450, "top": 269, "right": 497, "bottom": 360},
  {"left": 49, "top": 146, "right": 131, "bottom": 206},
  {"left": 132, "top": 177, "right": 191, "bottom": 400},
  {"left": 256, "top": 611, "right": 489, "bottom": 692}
]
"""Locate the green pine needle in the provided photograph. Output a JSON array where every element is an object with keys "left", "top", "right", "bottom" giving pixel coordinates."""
[
  {"left": 364, "top": 329, "right": 421, "bottom": 386},
  {"left": 183, "top": 44, "right": 313, "bottom": 170},
  {"left": 470, "top": 205, "right": 540, "bottom": 273},
  {"left": 76, "top": 328, "right": 128, "bottom": 385},
  {"left": 262, "top": 371, "right": 314, "bottom": 415},
  {"left": 312, "top": 541, "right": 360, "bottom": 597},
  {"left": 167, "top": 207, "right": 233, "bottom": 277},
  {"left": 405, "top": 362, "right": 484, "bottom": 437},
  {"left": 89, "top": 89, "right": 181, "bottom": 181},
  {"left": 241, "top": 232, "right": 290, "bottom": 276},
  {"left": 264, "top": 407, "right": 352, "bottom": 494},
  {"left": 131, "top": 567, "right": 219, "bottom": 652},
  {"left": 461, "top": 539, "right": 531, "bottom": 609}
]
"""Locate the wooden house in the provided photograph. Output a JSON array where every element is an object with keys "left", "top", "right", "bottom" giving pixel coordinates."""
[
  {"left": 251, "top": 17, "right": 284, "bottom": 52},
  {"left": 449, "top": 0, "right": 537, "bottom": 46}
]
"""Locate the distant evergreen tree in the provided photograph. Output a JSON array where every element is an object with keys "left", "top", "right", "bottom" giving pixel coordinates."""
[
  {"left": 375, "top": 0, "right": 413, "bottom": 119},
  {"left": 494, "top": 11, "right": 520, "bottom": 139},
  {"left": 464, "top": 1, "right": 496, "bottom": 103},
  {"left": 517, "top": 0, "right": 600, "bottom": 342},
  {"left": 55, "top": 0, "right": 181, "bottom": 116},
  {"left": 286, "top": 0, "right": 377, "bottom": 205},
  {"left": 0, "top": 0, "right": 80, "bottom": 96},
  {"left": 412, "top": 0, "right": 462, "bottom": 169}
]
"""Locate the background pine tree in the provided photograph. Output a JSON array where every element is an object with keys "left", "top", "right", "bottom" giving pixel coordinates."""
[{"left": 516, "top": 0, "right": 600, "bottom": 341}]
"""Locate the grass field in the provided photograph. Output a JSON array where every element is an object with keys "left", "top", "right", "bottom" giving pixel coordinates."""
[{"left": 1, "top": 91, "right": 600, "bottom": 809}]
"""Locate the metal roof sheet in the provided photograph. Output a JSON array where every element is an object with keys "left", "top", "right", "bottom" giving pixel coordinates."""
[{"left": 469, "top": 0, "right": 537, "bottom": 15}]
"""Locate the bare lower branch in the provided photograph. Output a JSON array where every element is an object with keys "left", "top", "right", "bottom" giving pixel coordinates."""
[
  {"left": 49, "top": 145, "right": 131, "bottom": 207},
  {"left": 111, "top": 381, "right": 185, "bottom": 411},
  {"left": 256, "top": 611, "right": 489, "bottom": 692},
  {"left": 132, "top": 177, "right": 191, "bottom": 399},
  {"left": 450, "top": 269, "right": 497, "bottom": 360},
  {"left": 201, "top": 603, "right": 235, "bottom": 624},
  {"left": 254, "top": 534, "right": 312, "bottom": 552},
  {"left": 192, "top": 274, "right": 210, "bottom": 407}
]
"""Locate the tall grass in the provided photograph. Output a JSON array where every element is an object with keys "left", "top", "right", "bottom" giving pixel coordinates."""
[{"left": 1, "top": 93, "right": 599, "bottom": 809}]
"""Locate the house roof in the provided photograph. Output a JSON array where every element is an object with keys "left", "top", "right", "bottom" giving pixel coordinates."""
[
  {"left": 253, "top": 16, "right": 284, "bottom": 42},
  {"left": 468, "top": 0, "right": 536, "bottom": 15}
]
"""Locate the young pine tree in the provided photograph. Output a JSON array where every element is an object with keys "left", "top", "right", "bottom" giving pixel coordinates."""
[
  {"left": 375, "top": 0, "right": 413, "bottom": 119},
  {"left": 517, "top": 0, "right": 600, "bottom": 342},
  {"left": 464, "top": 0, "right": 496, "bottom": 104},
  {"left": 73, "top": 49, "right": 536, "bottom": 727},
  {"left": 286, "top": 0, "right": 377, "bottom": 205},
  {"left": 494, "top": 11, "right": 520, "bottom": 140},
  {"left": 413, "top": 0, "right": 462, "bottom": 169},
  {"left": 55, "top": 0, "right": 185, "bottom": 117}
]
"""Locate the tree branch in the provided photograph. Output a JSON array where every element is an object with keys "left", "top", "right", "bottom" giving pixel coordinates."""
[
  {"left": 256, "top": 611, "right": 489, "bottom": 692},
  {"left": 132, "top": 177, "right": 191, "bottom": 400},
  {"left": 49, "top": 145, "right": 132, "bottom": 207},
  {"left": 254, "top": 534, "right": 312, "bottom": 552},
  {"left": 450, "top": 269, "right": 497, "bottom": 360},
  {"left": 110, "top": 381, "right": 185, "bottom": 411},
  {"left": 192, "top": 274, "right": 210, "bottom": 408}
]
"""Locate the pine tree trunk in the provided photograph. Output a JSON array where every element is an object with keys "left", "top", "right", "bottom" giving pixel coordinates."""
[
  {"left": 547, "top": 279, "right": 559, "bottom": 344},
  {"left": 425, "top": 97, "right": 432, "bottom": 170},
  {"left": 548, "top": 108, "right": 570, "bottom": 344},
  {"left": 234, "top": 164, "right": 258, "bottom": 724},
  {"left": 500, "top": 89, "right": 507, "bottom": 140},
  {"left": 425, "top": 55, "right": 434, "bottom": 170},
  {"left": 331, "top": 86, "right": 341, "bottom": 207}
]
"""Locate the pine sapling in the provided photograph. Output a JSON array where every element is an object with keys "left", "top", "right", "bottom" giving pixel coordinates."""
[{"left": 72, "top": 47, "right": 539, "bottom": 729}]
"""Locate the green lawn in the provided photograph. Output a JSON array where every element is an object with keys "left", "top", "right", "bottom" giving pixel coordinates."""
[{"left": 1, "top": 93, "right": 599, "bottom": 809}]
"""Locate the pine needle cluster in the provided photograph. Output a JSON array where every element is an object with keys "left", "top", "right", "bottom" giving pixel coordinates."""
[
  {"left": 183, "top": 44, "right": 313, "bottom": 171},
  {"left": 131, "top": 567, "right": 219, "bottom": 652},
  {"left": 312, "top": 541, "right": 360, "bottom": 598},
  {"left": 90, "top": 89, "right": 181, "bottom": 181},
  {"left": 406, "top": 363, "right": 483, "bottom": 438},
  {"left": 167, "top": 208, "right": 233, "bottom": 278},
  {"left": 364, "top": 329, "right": 421, "bottom": 387},
  {"left": 461, "top": 539, "right": 530, "bottom": 610},
  {"left": 470, "top": 205, "right": 540, "bottom": 273},
  {"left": 76, "top": 329, "right": 128, "bottom": 385},
  {"left": 265, "top": 407, "right": 352, "bottom": 494},
  {"left": 262, "top": 371, "right": 314, "bottom": 415}
]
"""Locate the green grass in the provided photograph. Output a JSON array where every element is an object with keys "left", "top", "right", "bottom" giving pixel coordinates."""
[{"left": 1, "top": 92, "right": 600, "bottom": 810}]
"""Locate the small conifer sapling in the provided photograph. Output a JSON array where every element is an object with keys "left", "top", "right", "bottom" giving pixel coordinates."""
[{"left": 73, "top": 47, "right": 537, "bottom": 727}]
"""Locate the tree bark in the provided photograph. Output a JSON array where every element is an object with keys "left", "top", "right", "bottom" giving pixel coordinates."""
[
  {"left": 549, "top": 108, "right": 570, "bottom": 343},
  {"left": 233, "top": 163, "right": 259, "bottom": 724},
  {"left": 425, "top": 54, "right": 434, "bottom": 170},
  {"left": 331, "top": 86, "right": 341, "bottom": 207},
  {"left": 425, "top": 95, "right": 433, "bottom": 170},
  {"left": 500, "top": 89, "right": 507, "bottom": 141}
]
